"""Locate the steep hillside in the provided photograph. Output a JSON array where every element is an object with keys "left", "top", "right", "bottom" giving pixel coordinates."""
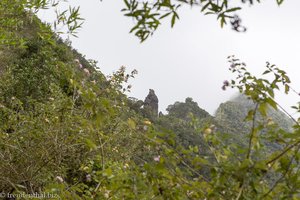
[
  {"left": 2, "top": 11, "right": 226, "bottom": 199},
  {"left": 157, "top": 94, "right": 294, "bottom": 161},
  {"left": 215, "top": 94, "right": 294, "bottom": 134},
  {"left": 158, "top": 97, "right": 226, "bottom": 149},
  {"left": 215, "top": 94, "right": 294, "bottom": 151},
  {"left": 0, "top": 14, "right": 151, "bottom": 197},
  {"left": 1, "top": 5, "right": 299, "bottom": 199}
]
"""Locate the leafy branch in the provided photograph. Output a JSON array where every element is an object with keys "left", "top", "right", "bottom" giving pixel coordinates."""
[{"left": 122, "top": 0, "right": 285, "bottom": 42}]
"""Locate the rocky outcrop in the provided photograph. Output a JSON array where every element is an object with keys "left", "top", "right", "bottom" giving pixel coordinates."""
[{"left": 143, "top": 89, "right": 159, "bottom": 120}]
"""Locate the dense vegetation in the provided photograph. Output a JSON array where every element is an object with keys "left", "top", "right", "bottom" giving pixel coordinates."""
[{"left": 2, "top": 1, "right": 300, "bottom": 199}]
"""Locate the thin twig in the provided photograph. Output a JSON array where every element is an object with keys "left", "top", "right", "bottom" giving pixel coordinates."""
[
  {"left": 246, "top": 103, "right": 259, "bottom": 159},
  {"left": 266, "top": 139, "right": 300, "bottom": 165},
  {"left": 263, "top": 145, "right": 300, "bottom": 198}
]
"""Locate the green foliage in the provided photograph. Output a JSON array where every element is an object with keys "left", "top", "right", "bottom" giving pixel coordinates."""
[
  {"left": 0, "top": 1, "right": 83, "bottom": 47},
  {"left": 3, "top": 1, "right": 300, "bottom": 199},
  {"left": 167, "top": 97, "right": 210, "bottom": 120}
]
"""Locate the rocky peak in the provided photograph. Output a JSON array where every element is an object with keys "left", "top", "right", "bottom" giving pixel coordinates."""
[{"left": 143, "top": 89, "right": 159, "bottom": 119}]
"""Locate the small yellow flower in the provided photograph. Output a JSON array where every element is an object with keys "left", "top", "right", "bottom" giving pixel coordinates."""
[
  {"left": 203, "top": 128, "right": 212, "bottom": 135},
  {"left": 83, "top": 166, "right": 89, "bottom": 171},
  {"left": 143, "top": 120, "right": 152, "bottom": 125}
]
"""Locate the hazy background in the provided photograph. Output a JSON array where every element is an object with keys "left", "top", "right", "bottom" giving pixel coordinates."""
[{"left": 40, "top": 0, "right": 300, "bottom": 116}]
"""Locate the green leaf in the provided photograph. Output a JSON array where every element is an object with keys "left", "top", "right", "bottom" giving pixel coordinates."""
[
  {"left": 262, "top": 70, "right": 270, "bottom": 75},
  {"left": 245, "top": 110, "right": 254, "bottom": 121},
  {"left": 279, "top": 155, "right": 290, "bottom": 170},
  {"left": 201, "top": 2, "right": 211, "bottom": 12},
  {"left": 276, "top": 0, "right": 284, "bottom": 5},
  {"left": 171, "top": 12, "right": 179, "bottom": 27},
  {"left": 266, "top": 98, "right": 277, "bottom": 110},
  {"left": 255, "top": 161, "right": 267, "bottom": 171},
  {"left": 127, "top": 118, "right": 136, "bottom": 129},
  {"left": 85, "top": 138, "right": 97, "bottom": 150},
  {"left": 224, "top": 7, "right": 241, "bottom": 13},
  {"left": 102, "top": 168, "right": 114, "bottom": 179},
  {"left": 159, "top": 12, "right": 172, "bottom": 19},
  {"left": 258, "top": 103, "right": 267, "bottom": 116},
  {"left": 240, "top": 159, "right": 252, "bottom": 170},
  {"left": 284, "top": 84, "right": 289, "bottom": 94},
  {"left": 123, "top": 0, "right": 130, "bottom": 9}
]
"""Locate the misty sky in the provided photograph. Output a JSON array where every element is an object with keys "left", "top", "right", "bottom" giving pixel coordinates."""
[{"left": 40, "top": 0, "right": 300, "bottom": 115}]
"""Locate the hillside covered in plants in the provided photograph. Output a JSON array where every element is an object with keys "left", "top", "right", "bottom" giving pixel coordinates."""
[{"left": 1, "top": 2, "right": 300, "bottom": 199}]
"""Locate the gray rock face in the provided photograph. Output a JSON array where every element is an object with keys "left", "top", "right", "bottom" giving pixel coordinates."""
[
  {"left": 144, "top": 89, "right": 159, "bottom": 119},
  {"left": 214, "top": 94, "right": 294, "bottom": 153}
]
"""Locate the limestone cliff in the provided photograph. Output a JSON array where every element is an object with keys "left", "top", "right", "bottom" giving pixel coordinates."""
[{"left": 143, "top": 89, "right": 159, "bottom": 120}]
